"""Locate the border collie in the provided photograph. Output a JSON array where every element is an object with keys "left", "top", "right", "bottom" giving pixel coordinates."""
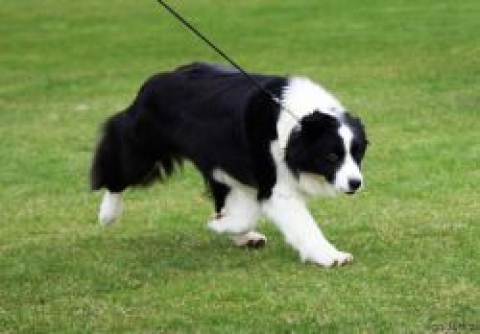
[{"left": 91, "top": 62, "right": 368, "bottom": 267}]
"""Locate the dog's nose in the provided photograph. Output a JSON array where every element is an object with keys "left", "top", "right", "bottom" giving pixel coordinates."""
[{"left": 348, "top": 179, "right": 362, "bottom": 193}]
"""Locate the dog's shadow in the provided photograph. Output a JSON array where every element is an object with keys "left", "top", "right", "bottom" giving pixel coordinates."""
[
  {"left": 58, "top": 229, "right": 286, "bottom": 289},
  {"left": 90, "top": 232, "right": 264, "bottom": 271},
  {"left": 1, "top": 232, "right": 268, "bottom": 304}
]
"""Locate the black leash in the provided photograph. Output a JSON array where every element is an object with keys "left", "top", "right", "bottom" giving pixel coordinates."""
[{"left": 155, "top": 0, "right": 300, "bottom": 123}]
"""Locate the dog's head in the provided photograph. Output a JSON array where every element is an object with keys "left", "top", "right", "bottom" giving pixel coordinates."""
[{"left": 285, "top": 111, "right": 368, "bottom": 195}]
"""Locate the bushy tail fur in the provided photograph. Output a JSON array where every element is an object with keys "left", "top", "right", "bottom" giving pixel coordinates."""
[{"left": 91, "top": 111, "right": 181, "bottom": 192}]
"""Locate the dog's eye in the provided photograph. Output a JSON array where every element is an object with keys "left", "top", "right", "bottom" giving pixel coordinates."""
[
  {"left": 350, "top": 145, "right": 360, "bottom": 158},
  {"left": 351, "top": 144, "right": 359, "bottom": 157},
  {"left": 326, "top": 153, "right": 339, "bottom": 163},
  {"left": 351, "top": 141, "right": 365, "bottom": 160}
]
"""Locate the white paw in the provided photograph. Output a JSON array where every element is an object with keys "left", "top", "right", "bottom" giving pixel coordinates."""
[
  {"left": 330, "top": 250, "right": 354, "bottom": 266},
  {"left": 207, "top": 214, "right": 250, "bottom": 235},
  {"left": 303, "top": 248, "right": 354, "bottom": 267},
  {"left": 231, "top": 231, "right": 267, "bottom": 248},
  {"left": 98, "top": 192, "right": 122, "bottom": 225},
  {"left": 207, "top": 214, "right": 228, "bottom": 234}
]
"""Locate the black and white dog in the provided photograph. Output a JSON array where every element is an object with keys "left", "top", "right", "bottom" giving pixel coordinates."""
[{"left": 91, "top": 62, "right": 368, "bottom": 267}]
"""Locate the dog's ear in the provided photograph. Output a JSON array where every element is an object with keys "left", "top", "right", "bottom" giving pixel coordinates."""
[{"left": 299, "top": 111, "right": 338, "bottom": 141}]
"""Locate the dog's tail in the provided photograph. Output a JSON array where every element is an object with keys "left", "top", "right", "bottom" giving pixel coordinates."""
[
  {"left": 90, "top": 110, "right": 181, "bottom": 193},
  {"left": 91, "top": 113, "right": 122, "bottom": 192}
]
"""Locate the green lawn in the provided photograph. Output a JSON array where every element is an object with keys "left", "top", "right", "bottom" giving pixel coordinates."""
[{"left": 1, "top": 0, "right": 479, "bottom": 332}]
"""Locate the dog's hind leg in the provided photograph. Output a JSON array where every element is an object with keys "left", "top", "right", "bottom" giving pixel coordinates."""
[
  {"left": 98, "top": 191, "right": 123, "bottom": 225},
  {"left": 92, "top": 111, "right": 175, "bottom": 225}
]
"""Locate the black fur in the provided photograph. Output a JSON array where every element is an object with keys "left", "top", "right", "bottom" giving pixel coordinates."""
[
  {"left": 91, "top": 62, "right": 286, "bottom": 209},
  {"left": 285, "top": 112, "right": 343, "bottom": 183},
  {"left": 285, "top": 111, "right": 368, "bottom": 185},
  {"left": 343, "top": 113, "right": 368, "bottom": 165}
]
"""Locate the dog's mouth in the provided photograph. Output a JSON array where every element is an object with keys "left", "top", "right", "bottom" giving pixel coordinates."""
[
  {"left": 335, "top": 178, "right": 363, "bottom": 195},
  {"left": 337, "top": 185, "right": 362, "bottom": 195}
]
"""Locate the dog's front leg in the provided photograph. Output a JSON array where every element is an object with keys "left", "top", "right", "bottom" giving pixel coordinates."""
[{"left": 262, "top": 189, "right": 353, "bottom": 267}]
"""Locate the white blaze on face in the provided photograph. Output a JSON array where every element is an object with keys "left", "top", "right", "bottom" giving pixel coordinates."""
[{"left": 335, "top": 125, "right": 363, "bottom": 193}]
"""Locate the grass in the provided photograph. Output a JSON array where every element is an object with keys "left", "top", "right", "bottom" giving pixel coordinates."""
[{"left": 1, "top": 0, "right": 479, "bottom": 332}]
